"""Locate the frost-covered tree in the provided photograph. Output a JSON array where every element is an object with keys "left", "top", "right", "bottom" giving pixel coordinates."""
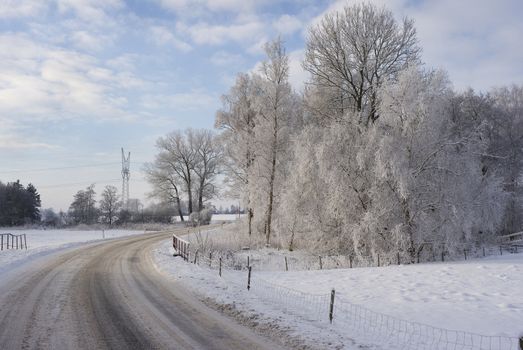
[
  {"left": 365, "top": 68, "right": 506, "bottom": 261},
  {"left": 488, "top": 86, "right": 523, "bottom": 233},
  {"left": 304, "top": 2, "right": 420, "bottom": 125},
  {"left": 253, "top": 39, "right": 301, "bottom": 246},
  {"left": 214, "top": 2, "right": 514, "bottom": 260},
  {"left": 216, "top": 73, "right": 258, "bottom": 235}
]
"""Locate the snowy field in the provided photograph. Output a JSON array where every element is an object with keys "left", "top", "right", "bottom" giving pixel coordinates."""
[
  {"left": 0, "top": 228, "right": 148, "bottom": 276},
  {"left": 153, "top": 238, "right": 523, "bottom": 349},
  {"left": 171, "top": 214, "right": 245, "bottom": 222}
]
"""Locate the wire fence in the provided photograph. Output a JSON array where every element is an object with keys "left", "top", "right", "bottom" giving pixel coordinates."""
[
  {"left": 181, "top": 247, "right": 522, "bottom": 350},
  {"left": 187, "top": 240, "right": 522, "bottom": 274}
]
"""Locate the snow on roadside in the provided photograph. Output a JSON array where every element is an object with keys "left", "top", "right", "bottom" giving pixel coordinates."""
[
  {"left": 153, "top": 238, "right": 523, "bottom": 349},
  {"left": 152, "top": 239, "right": 349, "bottom": 349},
  {"left": 0, "top": 229, "right": 149, "bottom": 276}
]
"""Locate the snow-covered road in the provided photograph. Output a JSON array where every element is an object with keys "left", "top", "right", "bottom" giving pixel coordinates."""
[{"left": 0, "top": 230, "right": 283, "bottom": 350}]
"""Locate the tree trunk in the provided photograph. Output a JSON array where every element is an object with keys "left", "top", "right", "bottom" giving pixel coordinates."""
[
  {"left": 176, "top": 196, "right": 184, "bottom": 222},
  {"left": 265, "top": 117, "right": 278, "bottom": 246},
  {"left": 186, "top": 164, "right": 193, "bottom": 214},
  {"left": 401, "top": 198, "right": 416, "bottom": 262},
  {"left": 248, "top": 207, "right": 253, "bottom": 236},
  {"left": 198, "top": 178, "right": 205, "bottom": 212}
]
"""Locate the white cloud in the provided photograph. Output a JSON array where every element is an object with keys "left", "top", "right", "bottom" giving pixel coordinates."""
[
  {"left": 70, "top": 30, "right": 111, "bottom": 51},
  {"left": 56, "top": 0, "right": 124, "bottom": 24},
  {"left": 0, "top": 33, "right": 140, "bottom": 124},
  {"left": 150, "top": 25, "right": 192, "bottom": 52},
  {"left": 205, "top": 0, "right": 262, "bottom": 13},
  {"left": 210, "top": 51, "right": 244, "bottom": 66},
  {"left": 247, "top": 37, "right": 269, "bottom": 55},
  {"left": 156, "top": 0, "right": 267, "bottom": 14},
  {"left": 0, "top": 137, "right": 58, "bottom": 150},
  {"left": 177, "top": 21, "right": 265, "bottom": 46},
  {"left": 273, "top": 14, "right": 302, "bottom": 35},
  {"left": 141, "top": 91, "right": 218, "bottom": 111},
  {"left": 156, "top": 0, "right": 191, "bottom": 11},
  {"left": 0, "top": 0, "right": 48, "bottom": 18}
]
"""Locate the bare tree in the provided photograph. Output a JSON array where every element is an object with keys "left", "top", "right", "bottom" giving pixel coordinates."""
[
  {"left": 155, "top": 130, "right": 196, "bottom": 214},
  {"left": 68, "top": 184, "right": 97, "bottom": 224},
  {"left": 190, "top": 129, "right": 221, "bottom": 212},
  {"left": 304, "top": 2, "right": 420, "bottom": 125},
  {"left": 144, "top": 145, "right": 186, "bottom": 221},
  {"left": 99, "top": 185, "right": 121, "bottom": 226},
  {"left": 146, "top": 129, "right": 222, "bottom": 220}
]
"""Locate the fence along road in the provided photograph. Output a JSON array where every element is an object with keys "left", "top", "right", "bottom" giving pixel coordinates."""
[
  {"left": 191, "top": 248, "right": 522, "bottom": 350},
  {"left": 0, "top": 229, "right": 284, "bottom": 350}
]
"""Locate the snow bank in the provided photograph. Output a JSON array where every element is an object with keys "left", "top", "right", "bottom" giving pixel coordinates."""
[{"left": 153, "top": 239, "right": 523, "bottom": 349}]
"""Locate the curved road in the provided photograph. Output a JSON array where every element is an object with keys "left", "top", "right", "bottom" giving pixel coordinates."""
[{"left": 0, "top": 230, "right": 284, "bottom": 350}]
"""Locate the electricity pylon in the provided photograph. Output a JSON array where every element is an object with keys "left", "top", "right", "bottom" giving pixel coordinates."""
[{"left": 121, "top": 148, "right": 130, "bottom": 209}]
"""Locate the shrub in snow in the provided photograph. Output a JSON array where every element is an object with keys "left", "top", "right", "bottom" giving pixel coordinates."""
[{"left": 189, "top": 209, "right": 213, "bottom": 226}]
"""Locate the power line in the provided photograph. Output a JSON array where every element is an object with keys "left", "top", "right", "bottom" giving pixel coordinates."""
[
  {"left": 0, "top": 161, "right": 148, "bottom": 175},
  {"left": 38, "top": 177, "right": 148, "bottom": 189},
  {"left": 38, "top": 178, "right": 122, "bottom": 189},
  {"left": 0, "top": 162, "right": 119, "bottom": 174}
]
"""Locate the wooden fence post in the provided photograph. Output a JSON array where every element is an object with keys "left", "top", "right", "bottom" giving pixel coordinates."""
[
  {"left": 397, "top": 252, "right": 400, "bottom": 265},
  {"left": 247, "top": 266, "right": 252, "bottom": 291},
  {"left": 209, "top": 252, "right": 212, "bottom": 267},
  {"left": 349, "top": 255, "right": 353, "bottom": 269},
  {"left": 24, "top": 234, "right": 27, "bottom": 250},
  {"left": 219, "top": 258, "right": 222, "bottom": 277},
  {"left": 1, "top": 234, "right": 3, "bottom": 250},
  {"left": 284, "top": 256, "right": 288, "bottom": 271},
  {"left": 463, "top": 249, "right": 467, "bottom": 260},
  {"left": 483, "top": 247, "right": 485, "bottom": 257},
  {"left": 319, "top": 256, "right": 323, "bottom": 270},
  {"left": 441, "top": 251, "right": 444, "bottom": 262},
  {"left": 193, "top": 250, "right": 198, "bottom": 264},
  {"left": 16, "top": 235, "right": 18, "bottom": 250},
  {"left": 377, "top": 254, "right": 380, "bottom": 267},
  {"left": 329, "top": 289, "right": 335, "bottom": 324},
  {"left": 500, "top": 246, "right": 503, "bottom": 256}
]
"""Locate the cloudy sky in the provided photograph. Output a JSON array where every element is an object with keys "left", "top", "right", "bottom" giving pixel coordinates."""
[{"left": 1, "top": 0, "right": 522, "bottom": 211}]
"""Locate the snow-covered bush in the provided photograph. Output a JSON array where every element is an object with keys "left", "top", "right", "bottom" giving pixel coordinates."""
[{"left": 189, "top": 209, "right": 213, "bottom": 226}]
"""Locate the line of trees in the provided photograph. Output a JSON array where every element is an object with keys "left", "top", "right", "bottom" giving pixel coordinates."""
[
  {"left": 0, "top": 180, "right": 41, "bottom": 226},
  {"left": 216, "top": 3, "right": 523, "bottom": 260},
  {"left": 60, "top": 184, "right": 182, "bottom": 226}
]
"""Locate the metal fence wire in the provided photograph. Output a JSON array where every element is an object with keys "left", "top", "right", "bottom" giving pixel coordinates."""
[{"left": 183, "top": 248, "right": 521, "bottom": 350}]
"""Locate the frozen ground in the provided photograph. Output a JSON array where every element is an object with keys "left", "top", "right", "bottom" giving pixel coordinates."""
[
  {"left": 0, "top": 228, "right": 148, "bottom": 276},
  {"left": 153, "top": 238, "right": 523, "bottom": 349}
]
